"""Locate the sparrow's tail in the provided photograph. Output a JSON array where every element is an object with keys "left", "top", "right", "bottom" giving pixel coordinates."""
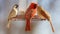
[
  {"left": 7, "top": 19, "right": 11, "bottom": 30},
  {"left": 49, "top": 20, "right": 55, "bottom": 32}
]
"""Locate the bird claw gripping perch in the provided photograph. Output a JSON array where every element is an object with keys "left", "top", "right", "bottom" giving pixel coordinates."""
[
  {"left": 37, "top": 6, "right": 55, "bottom": 32},
  {"left": 25, "top": 3, "right": 37, "bottom": 31},
  {"left": 7, "top": 4, "right": 18, "bottom": 29}
]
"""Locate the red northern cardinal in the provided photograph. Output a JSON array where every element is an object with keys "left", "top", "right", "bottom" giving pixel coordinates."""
[
  {"left": 25, "top": 3, "right": 37, "bottom": 31},
  {"left": 37, "top": 6, "right": 54, "bottom": 32}
]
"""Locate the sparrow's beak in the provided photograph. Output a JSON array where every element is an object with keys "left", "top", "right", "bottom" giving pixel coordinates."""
[
  {"left": 15, "top": 5, "right": 18, "bottom": 8},
  {"left": 14, "top": 4, "right": 18, "bottom": 8}
]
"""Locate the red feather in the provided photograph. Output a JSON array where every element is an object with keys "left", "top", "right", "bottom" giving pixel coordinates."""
[{"left": 25, "top": 3, "right": 37, "bottom": 31}]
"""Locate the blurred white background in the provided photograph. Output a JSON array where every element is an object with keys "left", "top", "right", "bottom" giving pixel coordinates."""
[{"left": 0, "top": 0, "right": 60, "bottom": 34}]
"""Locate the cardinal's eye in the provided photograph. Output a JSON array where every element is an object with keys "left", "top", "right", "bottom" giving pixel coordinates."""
[{"left": 34, "top": 4, "right": 37, "bottom": 9}]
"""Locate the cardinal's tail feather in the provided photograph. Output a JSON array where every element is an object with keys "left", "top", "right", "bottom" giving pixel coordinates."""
[{"left": 25, "top": 20, "right": 31, "bottom": 31}]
